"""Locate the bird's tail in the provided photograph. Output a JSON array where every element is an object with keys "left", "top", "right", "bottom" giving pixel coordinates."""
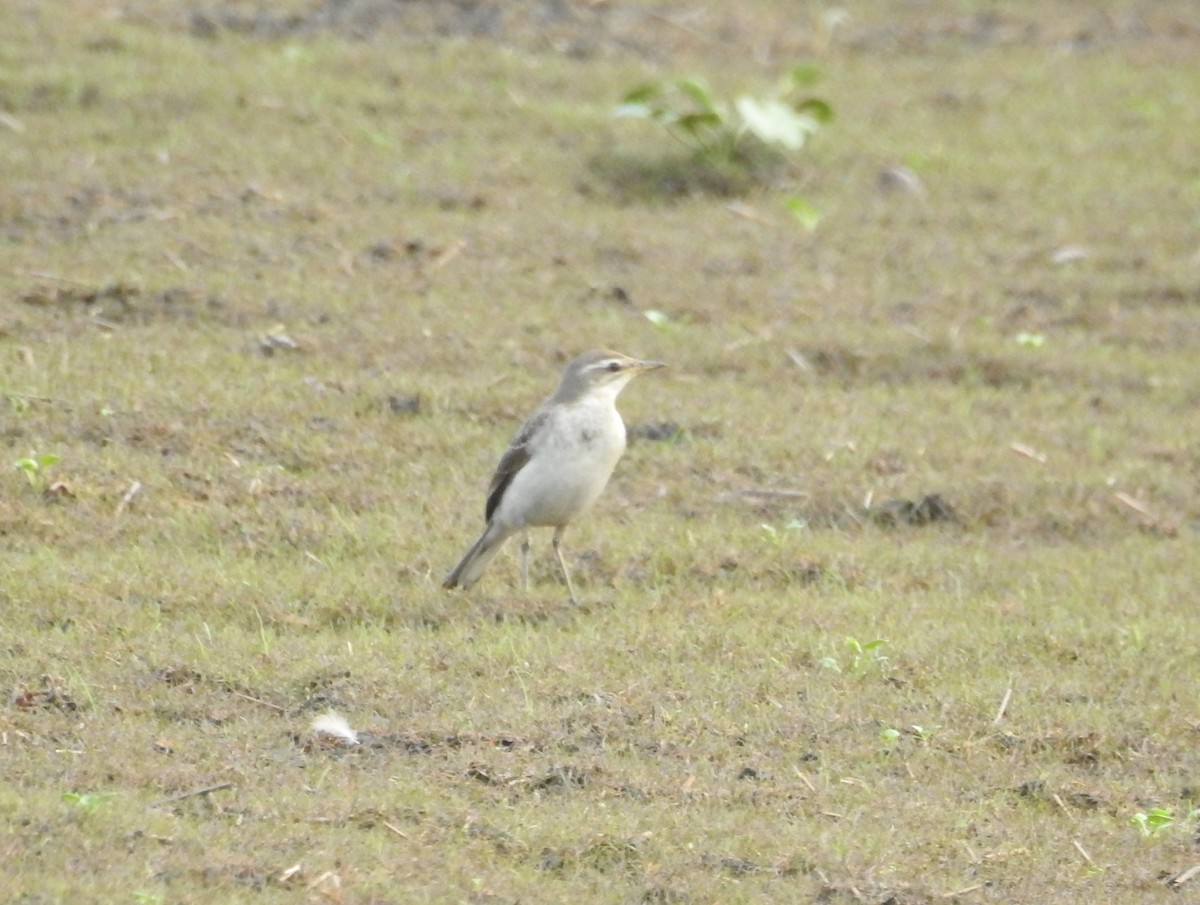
[{"left": 443, "top": 523, "right": 510, "bottom": 590}]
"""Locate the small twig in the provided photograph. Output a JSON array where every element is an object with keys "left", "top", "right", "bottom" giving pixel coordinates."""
[
  {"left": 114, "top": 480, "right": 142, "bottom": 516},
  {"left": 723, "top": 488, "right": 809, "bottom": 500},
  {"left": 723, "top": 332, "right": 771, "bottom": 352},
  {"left": 306, "top": 870, "right": 337, "bottom": 890},
  {"left": 993, "top": 686, "right": 1013, "bottom": 724},
  {"left": 1167, "top": 864, "right": 1200, "bottom": 888},
  {"left": 1073, "top": 839, "right": 1094, "bottom": 867},
  {"left": 725, "top": 202, "right": 776, "bottom": 226},
  {"left": 1009, "top": 442, "right": 1047, "bottom": 463},
  {"left": 787, "top": 349, "right": 812, "bottom": 370},
  {"left": 148, "top": 781, "right": 233, "bottom": 809},
  {"left": 791, "top": 767, "right": 815, "bottom": 792},
  {"left": 898, "top": 323, "right": 932, "bottom": 344},
  {"left": 941, "top": 883, "right": 984, "bottom": 898},
  {"left": 230, "top": 690, "right": 285, "bottom": 712},
  {"left": 383, "top": 821, "right": 409, "bottom": 839},
  {"left": 427, "top": 238, "right": 466, "bottom": 273},
  {"left": 278, "top": 863, "right": 302, "bottom": 883},
  {"left": 1112, "top": 491, "right": 1152, "bottom": 518},
  {"left": 3, "top": 389, "right": 69, "bottom": 405},
  {"left": 10, "top": 269, "right": 94, "bottom": 287},
  {"left": 163, "top": 249, "right": 190, "bottom": 273},
  {"left": 1052, "top": 793, "right": 1074, "bottom": 822}
]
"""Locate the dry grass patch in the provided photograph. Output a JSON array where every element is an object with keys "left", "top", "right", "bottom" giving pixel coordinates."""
[{"left": 4, "top": 1, "right": 1200, "bottom": 903}]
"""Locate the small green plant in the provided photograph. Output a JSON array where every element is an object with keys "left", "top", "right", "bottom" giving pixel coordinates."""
[
  {"left": 63, "top": 791, "right": 114, "bottom": 814},
  {"left": 1015, "top": 332, "right": 1046, "bottom": 348},
  {"left": 846, "top": 636, "right": 889, "bottom": 674},
  {"left": 821, "top": 637, "right": 889, "bottom": 674},
  {"left": 1130, "top": 806, "right": 1200, "bottom": 838},
  {"left": 880, "top": 725, "right": 932, "bottom": 748},
  {"left": 614, "top": 65, "right": 833, "bottom": 166},
  {"left": 14, "top": 452, "right": 60, "bottom": 490},
  {"left": 760, "top": 520, "right": 806, "bottom": 547}
]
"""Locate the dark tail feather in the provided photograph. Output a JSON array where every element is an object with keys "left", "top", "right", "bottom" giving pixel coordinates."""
[{"left": 443, "top": 523, "right": 510, "bottom": 590}]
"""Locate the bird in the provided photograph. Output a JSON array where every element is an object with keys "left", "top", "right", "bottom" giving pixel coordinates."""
[{"left": 443, "top": 349, "right": 665, "bottom": 603}]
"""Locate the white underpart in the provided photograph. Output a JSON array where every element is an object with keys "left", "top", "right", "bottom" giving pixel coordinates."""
[{"left": 490, "top": 373, "right": 632, "bottom": 531}]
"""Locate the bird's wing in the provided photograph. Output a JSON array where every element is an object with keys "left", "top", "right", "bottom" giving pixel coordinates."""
[{"left": 485, "top": 406, "right": 550, "bottom": 523}]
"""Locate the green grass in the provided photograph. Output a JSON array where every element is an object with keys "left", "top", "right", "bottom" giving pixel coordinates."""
[{"left": 3, "top": 1, "right": 1200, "bottom": 902}]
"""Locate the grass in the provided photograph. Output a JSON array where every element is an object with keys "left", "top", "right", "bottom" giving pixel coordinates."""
[{"left": 3, "top": 0, "right": 1200, "bottom": 902}]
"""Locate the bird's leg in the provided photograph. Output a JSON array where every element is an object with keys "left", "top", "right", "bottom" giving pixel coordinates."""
[
  {"left": 520, "top": 532, "right": 531, "bottom": 593},
  {"left": 551, "top": 526, "right": 578, "bottom": 605}
]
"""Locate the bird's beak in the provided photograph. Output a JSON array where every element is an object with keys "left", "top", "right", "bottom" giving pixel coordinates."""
[{"left": 633, "top": 359, "right": 667, "bottom": 372}]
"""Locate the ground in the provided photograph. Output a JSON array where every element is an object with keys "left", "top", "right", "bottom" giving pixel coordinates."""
[{"left": 2, "top": 1, "right": 1199, "bottom": 903}]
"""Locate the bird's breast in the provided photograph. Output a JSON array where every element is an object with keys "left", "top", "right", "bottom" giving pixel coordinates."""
[
  {"left": 494, "top": 402, "right": 626, "bottom": 529},
  {"left": 552, "top": 402, "right": 626, "bottom": 461}
]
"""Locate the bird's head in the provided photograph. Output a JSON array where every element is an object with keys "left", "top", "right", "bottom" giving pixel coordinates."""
[{"left": 554, "top": 349, "right": 666, "bottom": 402}]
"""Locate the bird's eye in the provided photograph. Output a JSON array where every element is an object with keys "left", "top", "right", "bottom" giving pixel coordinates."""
[{"left": 606, "top": 361, "right": 621, "bottom": 372}]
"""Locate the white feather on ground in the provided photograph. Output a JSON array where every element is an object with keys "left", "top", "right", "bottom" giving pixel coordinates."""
[{"left": 310, "top": 711, "right": 360, "bottom": 745}]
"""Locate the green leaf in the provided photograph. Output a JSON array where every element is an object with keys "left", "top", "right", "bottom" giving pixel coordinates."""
[
  {"left": 15, "top": 459, "right": 37, "bottom": 484},
  {"left": 63, "top": 791, "right": 113, "bottom": 812},
  {"left": 793, "top": 97, "right": 835, "bottom": 123},
  {"left": 786, "top": 196, "right": 823, "bottom": 231},
  {"left": 621, "top": 82, "right": 662, "bottom": 105},
  {"left": 675, "top": 78, "right": 716, "bottom": 113},
  {"left": 786, "top": 63, "right": 822, "bottom": 88},
  {"left": 674, "top": 111, "right": 723, "bottom": 136},
  {"left": 1145, "top": 808, "right": 1175, "bottom": 828}
]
